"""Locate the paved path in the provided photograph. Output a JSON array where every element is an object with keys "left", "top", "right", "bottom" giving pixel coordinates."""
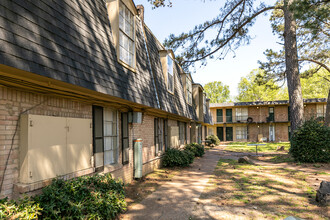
[{"left": 121, "top": 146, "right": 222, "bottom": 220}]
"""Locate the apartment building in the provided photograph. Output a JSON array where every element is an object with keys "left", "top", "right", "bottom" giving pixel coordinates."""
[
  {"left": 209, "top": 99, "right": 327, "bottom": 142},
  {"left": 0, "top": 0, "right": 212, "bottom": 198}
]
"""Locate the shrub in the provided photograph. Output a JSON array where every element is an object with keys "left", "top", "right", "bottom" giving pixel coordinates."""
[
  {"left": 206, "top": 135, "right": 220, "bottom": 146},
  {"left": 34, "top": 173, "right": 126, "bottom": 219},
  {"left": 162, "top": 148, "right": 194, "bottom": 167},
  {"left": 0, "top": 197, "right": 42, "bottom": 219},
  {"left": 290, "top": 119, "right": 330, "bottom": 163},
  {"left": 184, "top": 143, "right": 205, "bottom": 157},
  {"left": 183, "top": 149, "right": 195, "bottom": 164}
]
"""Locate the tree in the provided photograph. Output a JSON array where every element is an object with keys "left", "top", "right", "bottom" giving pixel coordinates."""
[
  {"left": 258, "top": 0, "right": 329, "bottom": 125},
  {"left": 204, "top": 81, "right": 231, "bottom": 103},
  {"left": 237, "top": 67, "right": 329, "bottom": 102},
  {"left": 300, "top": 68, "right": 330, "bottom": 99},
  {"left": 150, "top": 0, "right": 328, "bottom": 131},
  {"left": 236, "top": 69, "right": 288, "bottom": 102}
]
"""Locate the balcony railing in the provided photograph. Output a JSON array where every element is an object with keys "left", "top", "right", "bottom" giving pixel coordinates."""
[
  {"left": 235, "top": 115, "right": 248, "bottom": 122},
  {"left": 216, "top": 116, "right": 223, "bottom": 123}
]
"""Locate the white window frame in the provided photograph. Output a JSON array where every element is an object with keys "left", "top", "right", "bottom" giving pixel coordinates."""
[
  {"left": 119, "top": 1, "right": 135, "bottom": 68},
  {"left": 236, "top": 126, "right": 247, "bottom": 140},
  {"left": 104, "top": 108, "right": 119, "bottom": 165},
  {"left": 316, "top": 104, "right": 326, "bottom": 118},
  {"left": 186, "top": 76, "right": 192, "bottom": 105},
  {"left": 167, "top": 55, "right": 174, "bottom": 93},
  {"left": 203, "top": 95, "right": 207, "bottom": 114},
  {"left": 236, "top": 108, "right": 248, "bottom": 121}
]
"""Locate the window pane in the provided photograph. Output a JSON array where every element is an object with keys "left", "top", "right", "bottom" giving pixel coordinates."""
[
  {"left": 104, "top": 150, "right": 112, "bottom": 165},
  {"left": 94, "top": 138, "right": 103, "bottom": 153},
  {"left": 112, "top": 122, "right": 117, "bottom": 135},
  {"left": 104, "top": 137, "right": 113, "bottom": 151},
  {"left": 104, "top": 121, "right": 113, "bottom": 136},
  {"left": 119, "top": 15, "right": 124, "bottom": 30}
]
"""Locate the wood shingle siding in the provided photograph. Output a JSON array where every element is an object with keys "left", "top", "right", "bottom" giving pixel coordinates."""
[{"left": 0, "top": 0, "right": 158, "bottom": 109}]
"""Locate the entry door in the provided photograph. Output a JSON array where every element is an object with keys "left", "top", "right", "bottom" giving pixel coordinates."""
[
  {"left": 226, "top": 127, "right": 233, "bottom": 141},
  {"left": 269, "top": 124, "right": 275, "bottom": 141},
  {"left": 226, "top": 109, "right": 232, "bottom": 122},
  {"left": 217, "top": 127, "right": 224, "bottom": 141}
]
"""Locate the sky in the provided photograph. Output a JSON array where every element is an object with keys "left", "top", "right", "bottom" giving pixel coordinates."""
[{"left": 134, "top": 0, "right": 283, "bottom": 98}]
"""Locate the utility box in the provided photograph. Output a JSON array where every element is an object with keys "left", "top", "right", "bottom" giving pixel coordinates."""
[
  {"left": 133, "top": 139, "right": 143, "bottom": 178},
  {"left": 19, "top": 114, "right": 92, "bottom": 184}
]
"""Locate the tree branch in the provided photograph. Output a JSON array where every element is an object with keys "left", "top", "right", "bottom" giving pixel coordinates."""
[
  {"left": 182, "top": 6, "right": 277, "bottom": 64},
  {"left": 299, "top": 58, "right": 330, "bottom": 73}
]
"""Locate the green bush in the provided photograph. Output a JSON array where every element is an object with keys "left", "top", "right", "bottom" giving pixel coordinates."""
[
  {"left": 183, "top": 149, "right": 195, "bottom": 164},
  {"left": 0, "top": 197, "right": 42, "bottom": 219},
  {"left": 206, "top": 135, "right": 220, "bottom": 146},
  {"left": 184, "top": 143, "right": 205, "bottom": 157},
  {"left": 162, "top": 148, "right": 194, "bottom": 167},
  {"left": 290, "top": 119, "right": 330, "bottom": 163},
  {"left": 34, "top": 173, "right": 126, "bottom": 219}
]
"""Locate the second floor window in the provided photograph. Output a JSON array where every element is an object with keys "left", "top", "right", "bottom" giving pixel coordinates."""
[
  {"left": 119, "top": 2, "right": 135, "bottom": 67},
  {"left": 235, "top": 108, "right": 248, "bottom": 121},
  {"left": 216, "top": 109, "right": 223, "bottom": 122},
  {"left": 186, "top": 77, "right": 192, "bottom": 105},
  {"left": 203, "top": 95, "right": 207, "bottom": 114},
  {"left": 167, "top": 56, "right": 174, "bottom": 93}
]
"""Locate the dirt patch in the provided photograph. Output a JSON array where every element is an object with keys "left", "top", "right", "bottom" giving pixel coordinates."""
[
  {"left": 195, "top": 156, "right": 330, "bottom": 220},
  {"left": 123, "top": 168, "right": 183, "bottom": 206}
]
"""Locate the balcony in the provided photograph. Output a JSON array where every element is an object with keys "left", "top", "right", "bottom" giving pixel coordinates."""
[
  {"left": 216, "top": 116, "right": 223, "bottom": 123},
  {"left": 235, "top": 115, "right": 248, "bottom": 122}
]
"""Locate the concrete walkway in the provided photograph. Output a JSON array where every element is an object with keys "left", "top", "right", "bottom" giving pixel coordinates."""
[{"left": 121, "top": 146, "right": 222, "bottom": 220}]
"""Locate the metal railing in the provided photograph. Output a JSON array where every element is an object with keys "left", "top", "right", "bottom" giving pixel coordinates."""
[{"left": 235, "top": 115, "right": 248, "bottom": 122}]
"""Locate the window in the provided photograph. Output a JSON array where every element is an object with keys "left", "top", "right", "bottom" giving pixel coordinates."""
[
  {"left": 104, "top": 108, "right": 118, "bottom": 165},
  {"left": 93, "top": 106, "right": 118, "bottom": 168},
  {"left": 203, "top": 95, "right": 207, "bottom": 114},
  {"left": 186, "top": 77, "right": 192, "bottom": 105},
  {"left": 268, "top": 107, "right": 274, "bottom": 121},
  {"left": 316, "top": 104, "right": 326, "bottom": 118},
  {"left": 121, "top": 112, "right": 129, "bottom": 164},
  {"left": 236, "top": 126, "right": 247, "bottom": 140},
  {"left": 167, "top": 56, "right": 174, "bottom": 93},
  {"left": 216, "top": 109, "right": 223, "bottom": 122},
  {"left": 178, "top": 122, "right": 186, "bottom": 145},
  {"left": 119, "top": 2, "right": 135, "bottom": 67},
  {"left": 155, "top": 118, "right": 167, "bottom": 154},
  {"left": 226, "top": 109, "right": 232, "bottom": 122},
  {"left": 235, "top": 108, "right": 248, "bottom": 121}
]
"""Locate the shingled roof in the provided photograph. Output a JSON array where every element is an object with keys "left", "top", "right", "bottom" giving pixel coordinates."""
[
  {"left": 210, "top": 98, "right": 327, "bottom": 108},
  {"left": 0, "top": 0, "right": 158, "bottom": 109},
  {"left": 143, "top": 24, "right": 195, "bottom": 119}
]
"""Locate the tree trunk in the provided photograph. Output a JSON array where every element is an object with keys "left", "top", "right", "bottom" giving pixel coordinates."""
[
  {"left": 284, "top": 0, "right": 304, "bottom": 132},
  {"left": 325, "top": 88, "right": 330, "bottom": 126}
]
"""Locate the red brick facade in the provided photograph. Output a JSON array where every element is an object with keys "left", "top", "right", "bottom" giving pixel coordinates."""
[{"left": 210, "top": 100, "right": 326, "bottom": 143}]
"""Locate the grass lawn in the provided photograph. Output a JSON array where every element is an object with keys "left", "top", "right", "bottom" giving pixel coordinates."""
[
  {"left": 225, "top": 142, "right": 291, "bottom": 153},
  {"left": 197, "top": 159, "right": 329, "bottom": 220}
]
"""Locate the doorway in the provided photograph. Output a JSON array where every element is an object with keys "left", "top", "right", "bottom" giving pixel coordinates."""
[
  {"left": 216, "top": 127, "right": 224, "bottom": 141},
  {"left": 226, "top": 127, "right": 233, "bottom": 141}
]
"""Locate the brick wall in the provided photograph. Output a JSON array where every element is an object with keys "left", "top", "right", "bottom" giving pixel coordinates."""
[
  {"left": 304, "top": 104, "right": 317, "bottom": 120},
  {"left": 248, "top": 106, "right": 269, "bottom": 122},
  {"left": 0, "top": 86, "right": 92, "bottom": 198},
  {"left": 0, "top": 87, "right": 164, "bottom": 198},
  {"left": 275, "top": 105, "right": 289, "bottom": 122},
  {"left": 275, "top": 123, "right": 289, "bottom": 142}
]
